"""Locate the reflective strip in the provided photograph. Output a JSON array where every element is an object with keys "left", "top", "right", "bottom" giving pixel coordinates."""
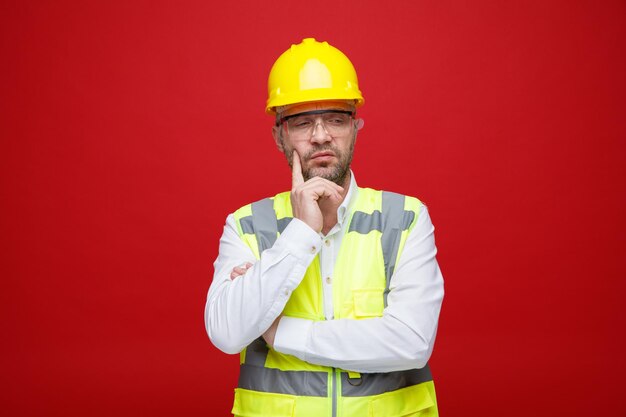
[
  {"left": 277, "top": 217, "right": 293, "bottom": 233},
  {"left": 251, "top": 199, "right": 278, "bottom": 252},
  {"left": 238, "top": 363, "right": 432, "bottom": 398},
  {"left": 349, "top": 211, "right": 381, "bottom": 233},
  {"left": 381, "top": 192, "right": 405, "bottom": 306},
  {"left": 341, "top": 365, "right": 433, "bottom": 397},
  {"left": 244, "top": 337, "right": 269, "bottom": 366},
  {"left": 239, "top": 216, "right": 292, "bottom": 235},
  {"left": 238, "top": 364, "right": 328, "bottom": 397},
  {"left": 332, "top": 370, "right": 337, "bottom": 417},
  {"left": 348, "top": 210, "right": 414, "bottom": 234},
  {"left": 239, "top": 216, "right": 254, "bottom": 234},
  {"left": 243, "top": 201, "right": 286, "bottom": 368}
]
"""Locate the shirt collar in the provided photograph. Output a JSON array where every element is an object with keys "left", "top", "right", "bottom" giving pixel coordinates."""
[{"left": 337, "top": 170, "right": 358, "bottom": 227}]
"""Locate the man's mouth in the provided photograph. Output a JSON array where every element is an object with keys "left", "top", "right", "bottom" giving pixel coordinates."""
[{"left": 310, "top": 151, "right": 335, "bottom": 160}]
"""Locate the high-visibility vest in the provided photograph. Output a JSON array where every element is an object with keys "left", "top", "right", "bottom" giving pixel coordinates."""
[{"left": 231, "top": 187, "right": 438, "bottom": 417}]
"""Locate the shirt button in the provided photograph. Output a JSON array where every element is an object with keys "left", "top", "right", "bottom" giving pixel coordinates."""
[
  {"left": 326, "top": 276, "right": 332, "bottom": 284},
  {"left": 284, "top": 289, "right": 290, "bottom": 296},
  {"left": 310, "top": 246, "right": 317, "bottom": 254},
  {"left": 324, "top": 239, "right": 330, "bottom": 247}
]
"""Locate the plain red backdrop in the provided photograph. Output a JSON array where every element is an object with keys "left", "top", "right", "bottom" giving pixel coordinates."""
[{"left": 1, "top": 1, "right": 625, "bottom": 415}]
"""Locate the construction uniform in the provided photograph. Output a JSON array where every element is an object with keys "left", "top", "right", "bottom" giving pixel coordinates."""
[{"left": 206, "top": 174, "right": 444, "bottom": 416}]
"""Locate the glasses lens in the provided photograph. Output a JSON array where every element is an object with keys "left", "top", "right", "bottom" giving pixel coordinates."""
[{"left": 284, "top": 111, "right": 353, "bottom": 140}]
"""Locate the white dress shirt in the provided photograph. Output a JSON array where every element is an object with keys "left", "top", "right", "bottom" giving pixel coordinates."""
[{"left": 205, "top": 173, "right": 444, "bottom": 373}]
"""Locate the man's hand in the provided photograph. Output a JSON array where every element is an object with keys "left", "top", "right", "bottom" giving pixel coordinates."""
[
  {"left": 262, "top": 314, "right": 282, "bottom": 347},
  {"left": 230, "top": 262, "right": 253, "bottom": 280},
  {"left": 290, "top": 150, "right": 343, "bottom": 233}
]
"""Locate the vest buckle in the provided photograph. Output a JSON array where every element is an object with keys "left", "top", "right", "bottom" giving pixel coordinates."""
[{"left": 346, "top": 371, "right": 362, "bottom": 386}]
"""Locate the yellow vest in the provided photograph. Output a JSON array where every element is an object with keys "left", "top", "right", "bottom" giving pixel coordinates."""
[{"left": 231, "top": 187, "right": 438, "bottom": 417}]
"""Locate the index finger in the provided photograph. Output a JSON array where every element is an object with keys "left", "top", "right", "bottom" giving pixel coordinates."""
[{"left": 291, "top": 150, "right": 304, "bottom": 188}]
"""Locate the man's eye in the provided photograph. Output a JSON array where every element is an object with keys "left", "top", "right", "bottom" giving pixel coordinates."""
[
  {"left": 326, "top": 116, "right": 348, "bottom": 125},
  {"left": 292, "top": 120, "right": 312, "bottom": 128}
]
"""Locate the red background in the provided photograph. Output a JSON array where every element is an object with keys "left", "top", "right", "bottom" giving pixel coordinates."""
[{"left": 2, "top": 1, "right": 625, "bottom": 415}]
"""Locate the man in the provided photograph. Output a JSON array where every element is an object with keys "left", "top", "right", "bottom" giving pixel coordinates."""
[{"left": 205, "top": 38, "right": 444, "bottom": 417}]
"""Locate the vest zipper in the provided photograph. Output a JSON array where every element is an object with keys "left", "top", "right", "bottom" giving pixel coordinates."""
[{"left": 331, "top": 368, "right": 337, "bottom": 417}]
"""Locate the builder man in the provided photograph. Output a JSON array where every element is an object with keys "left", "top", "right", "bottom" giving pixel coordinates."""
[{"left": 205, "top": 38, "right": 444, "bottom": 416}]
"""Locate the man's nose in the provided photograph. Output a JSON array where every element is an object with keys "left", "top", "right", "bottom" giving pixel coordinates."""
[{"left": 310, "top": 120, "right": 331, "bottom": 143}]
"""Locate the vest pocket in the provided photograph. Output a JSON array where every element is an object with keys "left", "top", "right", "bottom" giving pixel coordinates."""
[
  {"left": 232, "top": 388, "right": 295, "bottom": 417},
  {"left": 353, "top": 288, "right": 385, "bottom": 318},
  {"left": 369, "top": 383, "right": 435, "bottom": 416}
]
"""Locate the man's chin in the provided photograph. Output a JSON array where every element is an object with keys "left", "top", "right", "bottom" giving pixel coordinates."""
[
  {"left": 304, "top": 165, "right": 349, "bottom": 185},
  {"left": 305, "top": 166, "right": 334, "bottom": 179}
]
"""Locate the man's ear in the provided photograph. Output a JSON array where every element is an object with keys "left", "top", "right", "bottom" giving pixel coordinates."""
[{"left": 272, "top": 125, "right": 284, "bottom": 152}]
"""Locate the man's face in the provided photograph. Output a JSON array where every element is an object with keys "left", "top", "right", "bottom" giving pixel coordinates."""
[{"left": 273, "top": 102, "right": 358, "bottom": 186}]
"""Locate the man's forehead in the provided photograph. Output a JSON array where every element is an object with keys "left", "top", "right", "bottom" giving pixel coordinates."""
[{"left": 277, "top": 100, "right": 355, "bottom": 118}]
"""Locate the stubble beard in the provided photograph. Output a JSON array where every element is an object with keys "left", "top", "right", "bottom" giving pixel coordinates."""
[{"left": 283, "top": 137, "right": 355, "bottom": 186}]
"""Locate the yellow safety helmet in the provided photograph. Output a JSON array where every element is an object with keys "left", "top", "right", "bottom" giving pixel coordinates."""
[{"left": 266, "top": 38, "right": 364, "bottom": 115}]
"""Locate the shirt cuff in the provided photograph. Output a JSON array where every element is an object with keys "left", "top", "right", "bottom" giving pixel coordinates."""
[
  {"left": 273, "top": 316, "right": 313, "bottom": 360},
  {"left": 274, "top": 217, "right": 322, "bottom": 262}
]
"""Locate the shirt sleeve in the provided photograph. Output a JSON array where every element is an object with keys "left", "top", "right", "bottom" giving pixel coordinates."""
[
  {"left": 273, "top": 204, "right": 445, "bottom": 373},
  {"left": 204, "top": 214, "right": 321, "bottom": 354}
]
